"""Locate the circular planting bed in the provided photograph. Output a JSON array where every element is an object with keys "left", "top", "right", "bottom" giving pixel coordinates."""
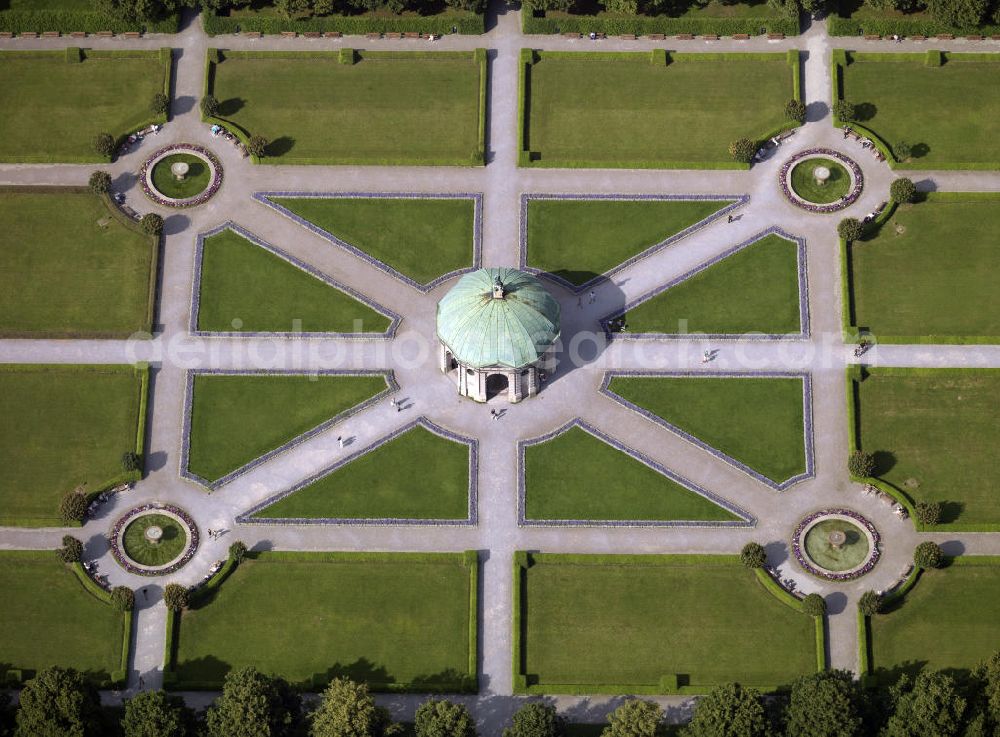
[
  {"left": 780, "top": 148, "right": 863, "bottom": 213},
  {"left": 793, "top": 508, "right": 880, "bottom": 581},
  {"left": 141, "top": 144, "right": 223, "bottom": 208},
  {"left": 110, "top": 504, "right": 200, "bottom": 576}
]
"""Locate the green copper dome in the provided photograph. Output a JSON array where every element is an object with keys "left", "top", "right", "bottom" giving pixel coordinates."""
[{"left": 437, "top": 267, "right": 561, "bottom": 370}]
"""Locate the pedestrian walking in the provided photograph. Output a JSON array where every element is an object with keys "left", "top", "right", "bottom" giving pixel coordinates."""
[
  {"left": 337, "top": 435, "right": 344, "bottom": 449},
  {"left": 138, "top": 676, "right": 144, "bottom": 689},
  {"left": 727, "top": 214, "right": 733, "bottom": 223},
  {"left": 390, "top": 398, "right": 397, "bottom": 408},
  {"left": 588, "top": 290, "right": 596, "bottom": 304},
  {"left": 143, "top": 587, "right": 148, "bottom": 601},
  {"left": 701, "top": 350, "right": 712, "bottom": 363},
  {"left": 396, "top": 403, "right": 403, "bottom": 412},
  {"left": 577, "top": 296, "right": 582, "bottom": 308}
]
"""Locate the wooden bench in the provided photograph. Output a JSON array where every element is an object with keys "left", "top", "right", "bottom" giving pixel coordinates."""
[
  {"left": 404, "top": 31, "right": 420, "bottom": 38},
  {"left": 366, "top": 32, "right": 382, "bottom": 39},
  {"left": 992, "top": 35, "right": 1000, "bottom": 40},
  {"left": 675, "top": 33, "right": 693, "bottom": 40},
  {"left": 42, "top": 31, "right": 60, "bottom": 37},
  {"left": 324, "top": 31, "right": 343, "bottom": 38},
  {"left": 732, "top": 33, "right": 750, "bottom": 40},
  {"left": 936, "top": 33, "right": 954, "bottom": 39},
  {"left": 562, "top": 31, "right": 580, "bottom": 38},
  {"left": 767, "top": 32, "right": 784, "bottom": 39},
  {"left": 619, "top": 33, "right": 637, "bottom": 40},
  {"left": 281, "top": 31, "right": 297, "bottom": 37},
  {"left": 647, "top": 33, "right": 666, "bottom": 40},
  {"left": 95, "top": 31, "right": 113, "bottom": 37},
  {"left": 910, "top": 34, "right": 926, "bottom": 40},
  {"left": 123, "top": 31, "right": 140, "bottom": 38},
  {"left": 0, "top": 32, "right": 12, "bottom": 38},
  {"left": 864, "top": 34, "right": 880, "bottom": 40},
  {"left": 385, "top": 31, "right": 403, "bottom": 39},
  {"left": 303, "top": 31, "right": 321, "bottom": 38},
  {"left": 702, "top": 33, "right": 719, "bottom": 40},
  {"left": 19, "top": 32, "right": 38, "bottom": 38},
  {"left": 244, "top": 31, "right": 261, "bottom": 38},
  {"left": 966, "top": 34, "right": 983, "bottom": 40},
  {"left": 70, "top": 31, "right": 86, "bottom": 37}
]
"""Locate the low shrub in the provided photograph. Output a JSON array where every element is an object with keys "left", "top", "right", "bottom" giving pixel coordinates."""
[
  {"left": 202, "top": 10, "right": 485, "bottom": 36},
  {"left": 163, "top": 583, "right": 189, "bottom": 612},
  {"left": 926, "top": 49, "right": 944, "bottom": 67},
  {"left": 890, "top": 177, "right": 917, "bottom": 204},
  {"left": 859, "top": 590, "right": 882, "bottom": 616},
  {"left": 915, "top": 500, "right": 942, "bottom": 526},
  {"left": 140, "top": 213, "right": 163, "bottom": 236},
  {"left": 785, "top": 98, "right": 807, "bottom": 123},
  {"left": 833, "top": 99, "right": 856, "bottom": 123},
  {"left": 839, "top": 219, "right": 865, "bottom": 244},
  {"left": 802, "top": 593, "right": 827, "bottom": 616},
  {"left": 247, "top": 135, "right": 268, "bottom": 158},
  {"left": 201, "top": 95, "right": 219, "bottom": 119},
  {"left": 88, "top": 171, "right": 112, "bottom": 194},
  {"left": 93, "top": 132, "right": 115, "bottom": 160},
  {"left": 740, "top": 542, "right": 768, "bottom": 569},
  {"left": 229, "top": 541, "right": 248, "bottom": 563},
  {"left": 914, "top": 541, "right": 944, "bottom": 569},
  {"left": 339, "top": 47, "right": 356, "bottom": 65},
  {"left": 650, "top": 48, "right": 667, "bottom": 66},
  {"left": 111, "top": 586, "right": 134, "bottom": 613},
  {"left": 57, "top": 535, "right": 83, "bottom": 563},
  {"left": 149, "top": 92, "right": 169, "bottom": 116},
  {"left": 521, "top": 13, "right": 799, "bottom": 36},
  {"left": 121, "top": 451, "right": 142, "bottom": 473},
  {"left": 59, "top": 490, "right": 89, "bottom": 524},
  {"left": 894, "top": 140, "right": 912, "bottom": 161},
  {"left": 729, "top": 137, "right": 756, "bottom": 163},
  {"left": 65, "top": 46, "right": 83, "bottom": 64}
]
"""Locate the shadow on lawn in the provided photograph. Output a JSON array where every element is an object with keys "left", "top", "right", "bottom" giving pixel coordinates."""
[
  {"left": 217, "top": 97, "right": 245, "bottom": 116},
  {"left": 266, "top": 137, "right": 296, "bottom": 157}
]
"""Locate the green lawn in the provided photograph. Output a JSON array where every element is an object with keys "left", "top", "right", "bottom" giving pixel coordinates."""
[
  {"left": 151, "top": 154, "right": 211, "bottom": 200},
  {"left": 523, "top": 52, "right": 793, "bottom": 167},
  {"left": 196, "top": 228, "right": 391, "bottom": 334},
  {"left": 854, "top": 368, "right": 1000, "bottom": 528},
  {"left": 790, "top": 159, "right": 851, "bottom": 203},
  {"left": 0, "top": 189, "right": 155, "bottom": 338},
  {"left": 523, "top": 426, "right": 739, "bottom": 522},
  {"left": 122, "top": 514, "right": 187, "bottom": 566},
  {"left": 624, "top": 234, "right": 802, "bottom": 335},
  {"left": 272, "top": 197, "right": 476, "bottom": 285},
  {"left": 0, "top": 50, "right": 167, "bottom": 163},
  {"left": 840, "top": 54, "right": 1000, "bottom": 168},
  {"left": 607, "top": 375, "right": 807, "bottom": 486},
  {"left": 209, "top": 50, "right": 484, "bottom": 165},
  {"left": 518, "top": 554, "right": 817, "bottom": 690},
  {"left": 870, "top": 560, "right": 1000, "bottom": 677},
  {"left": 252, "top": 425, "right": 470, "bottom": 520},
  {"left": 186, "top": 373, "right": 389, "bottom": 485},
  {"left": 0, "top": 365, "right": 144, "bottom": 526},
  {"left": 173, "top": 552, "right": 476, "bottom": 689},
  {"left": 849, "top": 194, "right": 1000, "bottom": 341},
  {"left": 526, "top": 198, "right": 729, "bottom": 286},
  {"left": 0, "top": 552, "right": 124, "bottom": 680}
]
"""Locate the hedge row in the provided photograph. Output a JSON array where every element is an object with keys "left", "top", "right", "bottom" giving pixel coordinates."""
[
  {"left": 828, "top": 13, "right": 1000, "bottom": 37},
  {"left": 69, "top": 562, "right": 132, "bottom": 686},
  {"left": 521, "top": 12, "right": 798, "bottom": 36},
  {"left": 0, "top": 10, "right": 179, "bottom": 34},
  {"left": 202, "top": 10, "right": 484, "bottom": 35}
]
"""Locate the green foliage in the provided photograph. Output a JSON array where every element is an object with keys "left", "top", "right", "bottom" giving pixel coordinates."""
[
  {"left": 929, "top": 0, "right": 988, "bottom": 28},
  {"left": 503, "top": 703, "right": 563, "bottom": 737},
  {"left": 65, "top": 47, "right": 83, "bottom": 64},
  {"left": 603, "top": 699, "right": 663, "bottom": 737},
  {"left": 914, "top": 541, "right": 945, "bottom": 569},
  {"left": 833, "top": 99, "right": 856, "bottom": 123},
  {"left": 926, "top": 49, "right": 945, "bottom": 67},
  {"left": 201, "top": 94, "right": 219, "bottom": 119},
  {"left": 521, "top": 13, "right": 799, "bottom": 35},
  {"left": 915, "top": 500, "right": 943, "bottom": 526},
  {"left": 14, "top": 666, "right": 101, "bottom": 737},
  {"left": 339, "top": 48, "right": 356, "bottom": 65},
  {"left": 310, "top": 677, "right": 398, "bottom": 737},
  {"left": 859, "top": 590, "right": 882, "bottom": 616},
  {"left": 121, "top": 450, "right": 142, "bottom": 472},
  {"left": 229, "top": 540, "right": 248, "bottom": 563},
  {"left": 202, "top": 10, "right": 485, "bottom": 35},
  {"left": 57, "top": 535, "right": 83, "bottom": 563},
  {"left": 163, "top": 583, "right": 189, "bottom": 612},
  {"left": 205, "top": 666, "right": 302, "bottom": 737},
  {"left": 150, "top": 92, "right": 169, "bottom": 116},
  {"left": 883, "top": 670, "right": 966, "bottom": 737},
  {"left": 890, "top": 177, "right": 917, "bottom": 204},
  {"left": 681, "top": 683, "right": 767, "bottom": 737},
  {"left": 88, "top": 171, "right": 112, "bottom": 195},
  {"left": 414, "top": 700, "right": 476, "bottom": 737},
  {"left": 122, "top": 690, "right": 189, "bottom": 737},
  {"left": 111, "top": 586, "right": 134, "bottom": 613},
  {"left": 729, "top": 137, "right": 756, "bottom": 163},
  {"left": 139, "top": 213, "right": 163, "bottom": 236},
  {"left": 785, "top": 98, "right": 807, "bottom": 123},
  {"left": 894, "top": 140, "right": 912, "bottom": 161},
  {"left": 59, "top": 490, "right": 88, "bottom": 524},
  {"left": 93, "top": 132, "right": 115, "bottom": 160},
  {"left": 848, "top": 449, "right": 875, "bottom": 476},
  {"left": 247, "top": 135, "right": 269, "bottom": 158},
  {"left": 784, "top": 670, "right": 862, "bottom": 737},
  {"left": 740, "top": 542, "right": 767, "bottom": 569},
  {"left": 802, "top": 593, "right": 827, "bottom": 617}
]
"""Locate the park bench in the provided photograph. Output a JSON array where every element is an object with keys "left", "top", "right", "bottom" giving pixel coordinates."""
[
  {"left": 563, "top": 32, "right": 581, "bottom": 38},
  {"left": 910, "top": 34, "right": 926, "bottom": 40},
  {"left": 966, "top": 34, "right": 983, "bottom": 40},
  {"left": 42, "top": 31, "right": 60, "bottom": 37},
  {"left": 95, "top": 31, "right": 113, "bottom": 36},
  {"left": 864, "top": 34, "right": 880, "bottom": 40},
  {"left": 281, "top": 31, "right": 297, "bottom": 37},
  {"left": 619, "top": 33, "right": 636, "bottom": 40},
  {"left": 992, "top": 35, "right": 1000, "bottom": 40},
  {"left": 732, "top": 33, "right": 750, "bottom": 39},
  {"left": 767, "top": 32, "right": 784, "bottom": 39},
  {"left": 676, "top": 33, "right": 693, "bottom": 39},
  {"left": 366, "top": 32, "right": 382, "bottom": 39},
  {"left": 386, "top": 31, "right": 403, "bottom": 39},
  {"left": 404, "top": 31, "right": 420, "bottom": 38},
  {"left": 123, "top": 31, "right": 141, "bottom": 38},
  {"left": 244, "top": 31, "right": 261, "bottom": 38},
  {"left": 702, "top": 34, "right": 719, "bottom": 40},
  {"left": 303, "top": 31, "right": 321, "bottom": 38},
  {"left": 19, "top": 32, "right": 38, "bottom": 38},
  {"left": 647, "top": 33, "right": 666, "bottom": 40},
  {"left": 936, "top": 33, "right": 954, "bottom": 39},
  {"left": 0, "top": 32, "right": 12, "bottom": 38},
  {"left": 776, "top": 130, "right": 795, "bottom": 143},
  {"left": 70, "top": 31, "right": 86, "bottom": 37},
  {"left": 324, "top": 31, "right": 342, "bottom": 37}
]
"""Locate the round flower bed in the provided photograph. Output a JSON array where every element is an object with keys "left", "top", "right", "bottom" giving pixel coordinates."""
[
  {"left": 140, "top": 144, "right": 223, "bottom": 208},
  {"left": 780, "top": 148, "right": 863, "bottom": 213},
  {"left": 792, "top": 508, "right": 880, "bottom": 581},
  {"left": 110, "top": 504, "right": 200, "bottom": 576}
]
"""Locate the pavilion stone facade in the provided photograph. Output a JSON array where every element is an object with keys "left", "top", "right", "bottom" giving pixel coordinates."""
[{"left": 436, "top": 267, "right": 561, "bottom": 403}]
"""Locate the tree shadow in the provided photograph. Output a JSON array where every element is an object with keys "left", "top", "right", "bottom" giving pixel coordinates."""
[
  {"left": 871, "top": 660, "right": 929, "bottom": 687},
  {"left": 939, "top": 501, "right": 964, "bottom": 524},
  {"left": 872, "top": 450, "right": 896, "bottom": 476},
  {"left": 172, "top": 95, "right": 196, "bottom": 115},
  {"left": 854, "top": 102, "right": 877, "bottom": 122},
  {"left": 113, "top": 171, "right": 138, "bottom": 193},
  {"left": 173, "top": 655, "right": 231, "bottom": 684},
  {"left": 266, "top": 136, "right": 295, "bottom": 157},
  {"left": 939, "top": 539, "right": 966, "bottom": 556},
  {"left": 825, "top": 591, "right": 848, "bottom": 615},
  {"left": 764, "top": 540, "right": 789, "bottom": 566},
  {"left": 805, "top": 101, "right": 828, "bottom": 123},
  {"left": 145, "top": 451, "right": 168, "bottom": 472},
  {"left": 911, "top": 142, "right": 931, "bottom": 159},
  {"left": 163, "top": 213, "right": 189, "bottom": 236},
  {"left": 217, "top": 97, "right": 245, "bottom": 116},
  {"left": 323, "top": 658, "right": 393, "bottom": 685}
]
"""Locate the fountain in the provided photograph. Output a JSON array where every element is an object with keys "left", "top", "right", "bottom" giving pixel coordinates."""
[
  {"left": 170, "top": 161, "right": 189, "bottom": 181},
  {"left": 144, "top": 525, "right": 164, "bottom": 546},
  {"left": 813, "top": 165, "right": 831, "bottom": 186}
]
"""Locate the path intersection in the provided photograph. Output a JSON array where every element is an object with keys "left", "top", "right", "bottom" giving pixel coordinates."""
[{"left": 1, "top": 6, "right": 1000, "bottom": 732}]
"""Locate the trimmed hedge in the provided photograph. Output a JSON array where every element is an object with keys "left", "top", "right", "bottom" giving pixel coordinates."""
[
  {"left": 521, "top": 12, "right": 798, "bottom": 36},
  {"left": 828, "top": 13, "right": 1000, "bottom": 37},
  {"left": 203, "top": 10, "right": 484, "bottom": 36},
  {"left": 0, "top": 10, "right": 180, "bottom": 34}
]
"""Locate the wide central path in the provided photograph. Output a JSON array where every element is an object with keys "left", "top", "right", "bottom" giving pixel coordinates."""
[{"left": 2, "top": 6, "right": 1000, "bottom": 733}]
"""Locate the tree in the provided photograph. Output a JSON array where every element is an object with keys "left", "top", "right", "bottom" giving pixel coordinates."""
[
  {"left": 802, "top": 593, "right": 827, "bottom": 617},
  {"left": 890, "top": 177, "right": 917, "bottom": 204},
  {"left": 784, "top": 98, "right": 807, "bottom": 124},
  {"left": 247, "top": 135, "right": 269, "bottom": 158},
  {"left": 310, "top": 677, "right": 398, "bottom": 737},
  {"left": 833, "top": 100, "right": 856, "bottom": 122},
  {"left": 914, "top": 541, "right": 945, "bottom": 570},
  {"left": 163, "top": 583, "right": 189, "bottom": 611},
  {"left": 229, "top": 540, "right": 248, "bottom": 563},
  {"left": 111, "top": 586, "right": 134, "bottom": 613},
  {"left": 414, "top": 700, "right": 476, "bottom": 737},
  {"left": 140, "top": 213, "right": 164, "bottom": 236},
  {"left": 929, "top": 0, "right": 987, "bottom": 27},
  {"left": 728, "top": 137, "right": 756, "bottom": 164},
  {"left": 800, "top": 0, "right": 828, "bottom": 13},
  {"left": 123, "top": 690, "right": 189, "bottom": 737},
  {"left": 93, "top": 132, "right": 115, "bottom": 159},
  {"left": 915, "top": 501, "right": 942, "bottom": 526},
  {"left": 895, "top": 140, "right": 912, "bottom": 161},
  {"left": 57, "top": 535, "right": 83, "bottom": 563},
  {"left": 205, "top": 666, "right": 301, "bottom": 737},
  {"left": 122, "top": 450, "right": 142, "bottom": 472},
  {"left": 201, "top": 94, "right": 219, "bottom": 118},
  {"left": 149, "top": 92, "right": 169, "bottom": 116},
  {"left": 504, "top": 703, "right": 562, "bottom": 737},
  {"left": 604, "top": 0, "right": 640, "bottom": 11},
  {"left": 971, "top": 651, "right": 1000, "bottom": 730},
  {"left": 15, "top": 666, "right": 101, "bottom": 737},
  {"left": 858, "top": 590, "right": 882, "bottom": 617},
  {"left": 603, "top": 699, "right": 662, "bottom": 737},
  {"left": 59, "top": 490, "right": 89, "bottom": 524},
  {"left": 847, "top": 449, "right": 875, "bottom": 476},
  {"left": 88, "top": 171, "right": 112, "bottom": 194},
  {"left": 740, "top": 542, "right": 767, "bottom": 569},
  {"left": 784, "top": 670, "right": 862, "bottom": 737},
  {"left": 682, "top": 683, "right": 766, "bottom": 737},
  {"left": 883, "top": 670, "right": 966, "bottom": 737}
]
